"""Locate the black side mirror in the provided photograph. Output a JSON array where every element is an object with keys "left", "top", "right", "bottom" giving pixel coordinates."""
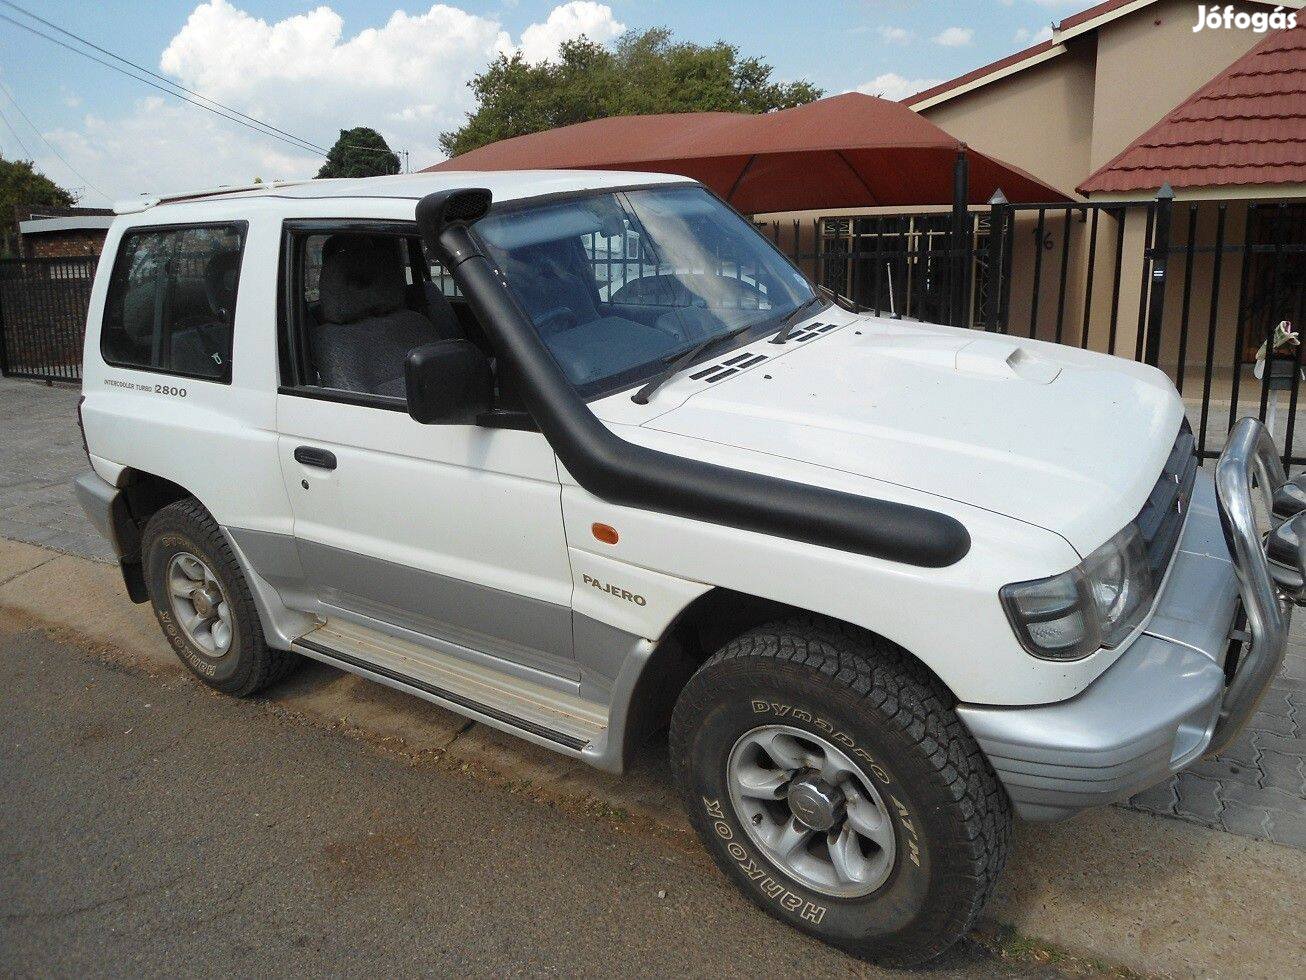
[{"left": 405, "top": 339, "right": 492, "bottom": 424}]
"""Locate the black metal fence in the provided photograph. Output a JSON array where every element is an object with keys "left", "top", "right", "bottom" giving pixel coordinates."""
[
  {"left": 770, "top": 191, "right": 1306, "bottom": 467},
  {"left": 4, "top": 203, "right": 1305, "bottom": 467},
  {"left": 0, "top": 256, "right": 96, "bottom": 383}
]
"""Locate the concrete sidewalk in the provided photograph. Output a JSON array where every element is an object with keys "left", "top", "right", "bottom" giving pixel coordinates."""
[{"left": 2, "top": 536, "right": 1304, "bottom": 978}]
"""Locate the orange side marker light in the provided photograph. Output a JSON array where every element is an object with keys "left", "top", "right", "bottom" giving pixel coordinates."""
[{"left": 592, "top": 522, "right": 619, "bottom": 545}]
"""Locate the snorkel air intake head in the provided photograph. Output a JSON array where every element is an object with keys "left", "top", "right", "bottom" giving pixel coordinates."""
[{"left": 416, "top": 188, "right": 492, "bottom": 268}]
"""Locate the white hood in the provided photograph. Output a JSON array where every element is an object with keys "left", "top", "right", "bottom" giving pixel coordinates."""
[{"left": 635, "top": 316, "right": 1185, "bottom": 556}]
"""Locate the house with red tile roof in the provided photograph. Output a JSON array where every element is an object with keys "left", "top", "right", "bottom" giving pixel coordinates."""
[
  {"left": 906, "top": 0, "right": 1302, "bottom": 201},
  {"left": 892, "top": 0, "right": 1305, "bottom": 372}
]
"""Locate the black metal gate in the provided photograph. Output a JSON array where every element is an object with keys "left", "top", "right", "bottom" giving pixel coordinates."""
[{"left": 0, "top": 256, "right": 97, "bottom": 384}]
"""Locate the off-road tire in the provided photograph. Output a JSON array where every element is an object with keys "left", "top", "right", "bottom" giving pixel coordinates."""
[
  {"left": 141, "top": 497, "right": 298, "bottom": 696},
  {"left": 669, "top": 618, "right": 1011, "bottom": 967}
]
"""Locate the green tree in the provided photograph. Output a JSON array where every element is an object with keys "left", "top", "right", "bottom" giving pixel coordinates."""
[
  {"left": 316, "top": 127, "right": 400, "bottom": 178},
  {"left": 439, "top": 28, "right": 822, "bottom": 158},
  {"left": 0, "top": 154, "right": 77, "bottom": 256}
]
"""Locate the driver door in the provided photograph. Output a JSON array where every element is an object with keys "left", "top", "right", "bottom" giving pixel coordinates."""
[{"left": 275, "top": 222, "right": 578, "bottom": 682}]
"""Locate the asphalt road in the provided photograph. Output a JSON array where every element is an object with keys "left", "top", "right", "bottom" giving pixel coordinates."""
[{"left": 0, "top": 625, "right": 1050, "bottom": 979}]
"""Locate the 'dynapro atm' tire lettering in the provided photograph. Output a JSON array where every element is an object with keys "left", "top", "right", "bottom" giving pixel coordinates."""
[{"left": 750, "top": 699, "right": 893, "bottom": 783}]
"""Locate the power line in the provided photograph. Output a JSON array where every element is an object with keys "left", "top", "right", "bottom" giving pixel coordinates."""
[
  {"left": 0, "top": 3, "right": 409, "bottom": 168},
  {"left": 0, "top": 0, "right": 328, "bottom": 155},
  {"left": 0, "top": 102, "right": 34, "bottom": 159},
  {"left": 0, "top": 12, "right": 327, "bottom": 156},
  {"left": 0, "top": 78, "right": 110, "bottom": 201}
]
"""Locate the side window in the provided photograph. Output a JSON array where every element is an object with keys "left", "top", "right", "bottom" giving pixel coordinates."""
[
  {"left": 101, "top": 223, "right": 246, "bottom": 383},
  {"left": 284, "top": 229, "right": 463, "bottom": 402}
]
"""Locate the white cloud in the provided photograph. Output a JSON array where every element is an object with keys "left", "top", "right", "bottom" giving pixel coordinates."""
[
  {"left": 1013, "top": 24, "right": 1055, "bottom": 44},
  {"left": 45, "top": 98, "right": 321, "bottom": 201},
  {"left": 39, "top": 1, "right": 624, "bottom": 203},
  {"left": 932, "top": 26, "right": 974, "bottom": 47},
  {"left": 877, "top": 25, "right": 913, "bottom": 45},
  {"left": 519, "top": 1, "right": 624, "bottom": 64},
  {"left": 856, "top": 73, "right": 942, "bottom": 102}
]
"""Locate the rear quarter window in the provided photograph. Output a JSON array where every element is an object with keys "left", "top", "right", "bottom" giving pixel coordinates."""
[{"left": 100, "top": 223, "right": 247, "bottom": 383}]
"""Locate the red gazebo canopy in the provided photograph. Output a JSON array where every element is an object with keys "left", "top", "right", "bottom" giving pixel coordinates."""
[{"left": 426, "top": 92, "right": 1071, "bottom": 213}]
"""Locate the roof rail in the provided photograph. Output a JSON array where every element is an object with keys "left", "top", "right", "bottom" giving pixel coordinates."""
[{"left": 112, "top": 179, "right": 307, "bottom": 215}]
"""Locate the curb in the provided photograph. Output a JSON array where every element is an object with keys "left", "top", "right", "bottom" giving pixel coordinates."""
[{"left": 2, "top": 537, "right": 1303, "bottom": 978}]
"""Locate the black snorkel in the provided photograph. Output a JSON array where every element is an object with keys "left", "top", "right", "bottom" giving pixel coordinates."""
[{"left": 415, "top": 187, "right": 969, "bottom": 568}]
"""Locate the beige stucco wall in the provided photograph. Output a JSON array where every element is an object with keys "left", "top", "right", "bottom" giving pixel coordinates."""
[
  {"left": 920, "top": 41, "right": 1097, "bottom": 200},
  {"left": 1089, "top": 0, "right": 1270, "bottom": 171}
]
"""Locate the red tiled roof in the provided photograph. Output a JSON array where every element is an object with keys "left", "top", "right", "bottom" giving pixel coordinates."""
[{"left": 1079, "top": 25, "right": 1306, "bottom": 193}]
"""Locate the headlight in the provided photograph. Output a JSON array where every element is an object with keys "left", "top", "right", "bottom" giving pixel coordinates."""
[{"left": 1001, "top": 524, "right": 1156, "bottom": 661}]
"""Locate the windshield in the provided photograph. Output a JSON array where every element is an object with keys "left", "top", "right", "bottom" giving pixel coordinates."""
[{"left": 474, "top": 184, "right": 818, "bottom": 396}]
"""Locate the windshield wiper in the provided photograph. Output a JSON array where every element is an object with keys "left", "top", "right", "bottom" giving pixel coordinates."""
[
  {"left": 631, "top": 322, "right": 755, "bottom": 405},
  {"left": 769, "top": 295, "right": 826, "bottom": 345}
]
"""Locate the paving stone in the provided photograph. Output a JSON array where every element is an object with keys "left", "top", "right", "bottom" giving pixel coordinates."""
[
  {"left": 1220, "top": 800, "right": 1272, "bottom": 840},
  {"left": 1252, "top": 688, "right": 1297, "bottom": 721},
  {"left": 1259, "top": 749, "right": 1306, "bottom": 795},
  {"left": 1186, "top": 754, "right": 1261, "bottom": 786},
  {"left": 1128, "top": 779, "right": 1178, "bottom": 814},
  {"left": 1254, "top": 730, "right": 1306, "bottom": 760},
  {"left": 1247, "top": 712, "right": 1297, "bottom": 738},
  {"left": 1266, "top": 808, "right": 1306, "bottom": 847},
  {"left": 1213, "top": 731, "right": 1261, "bottom": 769},
  {"left": 1219, "top": 780, "right": 1306, "bottom": 817},
  {"left": 1173, "top": 772, "right": 1224, "bottom": 824}
]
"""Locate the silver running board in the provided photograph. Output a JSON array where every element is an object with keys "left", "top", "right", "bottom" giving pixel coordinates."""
[{"left": 293, "top": 619, "right": 607, "bottom": 751}]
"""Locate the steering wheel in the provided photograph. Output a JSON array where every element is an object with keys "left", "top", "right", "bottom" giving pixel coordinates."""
[{"left": 533, "top": 306, "right": 579, "bottom": 337}]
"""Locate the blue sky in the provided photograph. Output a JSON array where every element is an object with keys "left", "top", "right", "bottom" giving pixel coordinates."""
[{"left": 1, "top": 1, "right": 1079, "bottom": 204}]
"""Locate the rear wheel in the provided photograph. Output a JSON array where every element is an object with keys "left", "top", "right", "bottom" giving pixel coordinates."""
[
  {"left": 141, "top": 497, "right": 298, "bottom": 696},
  {"left": 669, "top": 618, "right": 1011, "bottom": 966}
]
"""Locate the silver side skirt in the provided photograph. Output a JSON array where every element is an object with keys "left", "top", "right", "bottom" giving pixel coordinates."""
[{"left": 293, "top": 619, "right": 609, "bottom": 754}]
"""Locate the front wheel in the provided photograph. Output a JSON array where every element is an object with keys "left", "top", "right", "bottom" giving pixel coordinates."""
[{"left": 669, "top": 619, "right": 1011, "bottom": 966}]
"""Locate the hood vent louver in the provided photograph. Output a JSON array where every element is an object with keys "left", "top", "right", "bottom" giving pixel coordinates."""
[
  {"left": 690, "top": 350, "right": 769, "bottom": 384},
  {"left": 788, "top": 321, "right": 839, "bottom": 343}
]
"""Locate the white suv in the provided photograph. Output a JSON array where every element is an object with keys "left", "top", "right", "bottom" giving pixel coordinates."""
[{"left": 75, "top": 171, "right": 1297, "bottom": 965}]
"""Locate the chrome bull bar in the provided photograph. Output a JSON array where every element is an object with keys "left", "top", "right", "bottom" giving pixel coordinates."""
[{"left": 1210, "top": 417, "right": 1293, "bottom": 754}]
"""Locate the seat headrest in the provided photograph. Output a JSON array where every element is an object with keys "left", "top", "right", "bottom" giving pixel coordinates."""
[{"left": 319, "top": 235, "right": 406, "bottom": 324}]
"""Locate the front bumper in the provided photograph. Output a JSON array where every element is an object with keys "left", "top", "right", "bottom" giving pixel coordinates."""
[{"left": 959, "top": 419, "right": 1292, "bottom": 821}]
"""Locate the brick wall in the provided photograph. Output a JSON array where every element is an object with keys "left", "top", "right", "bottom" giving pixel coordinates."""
[{"left": 23, "top": 230, "right": 107, "bottom": 259}]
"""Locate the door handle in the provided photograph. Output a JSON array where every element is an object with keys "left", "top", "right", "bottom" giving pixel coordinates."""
[{"left": 294, "top": 445, "right": 337, "bottom": 470}]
